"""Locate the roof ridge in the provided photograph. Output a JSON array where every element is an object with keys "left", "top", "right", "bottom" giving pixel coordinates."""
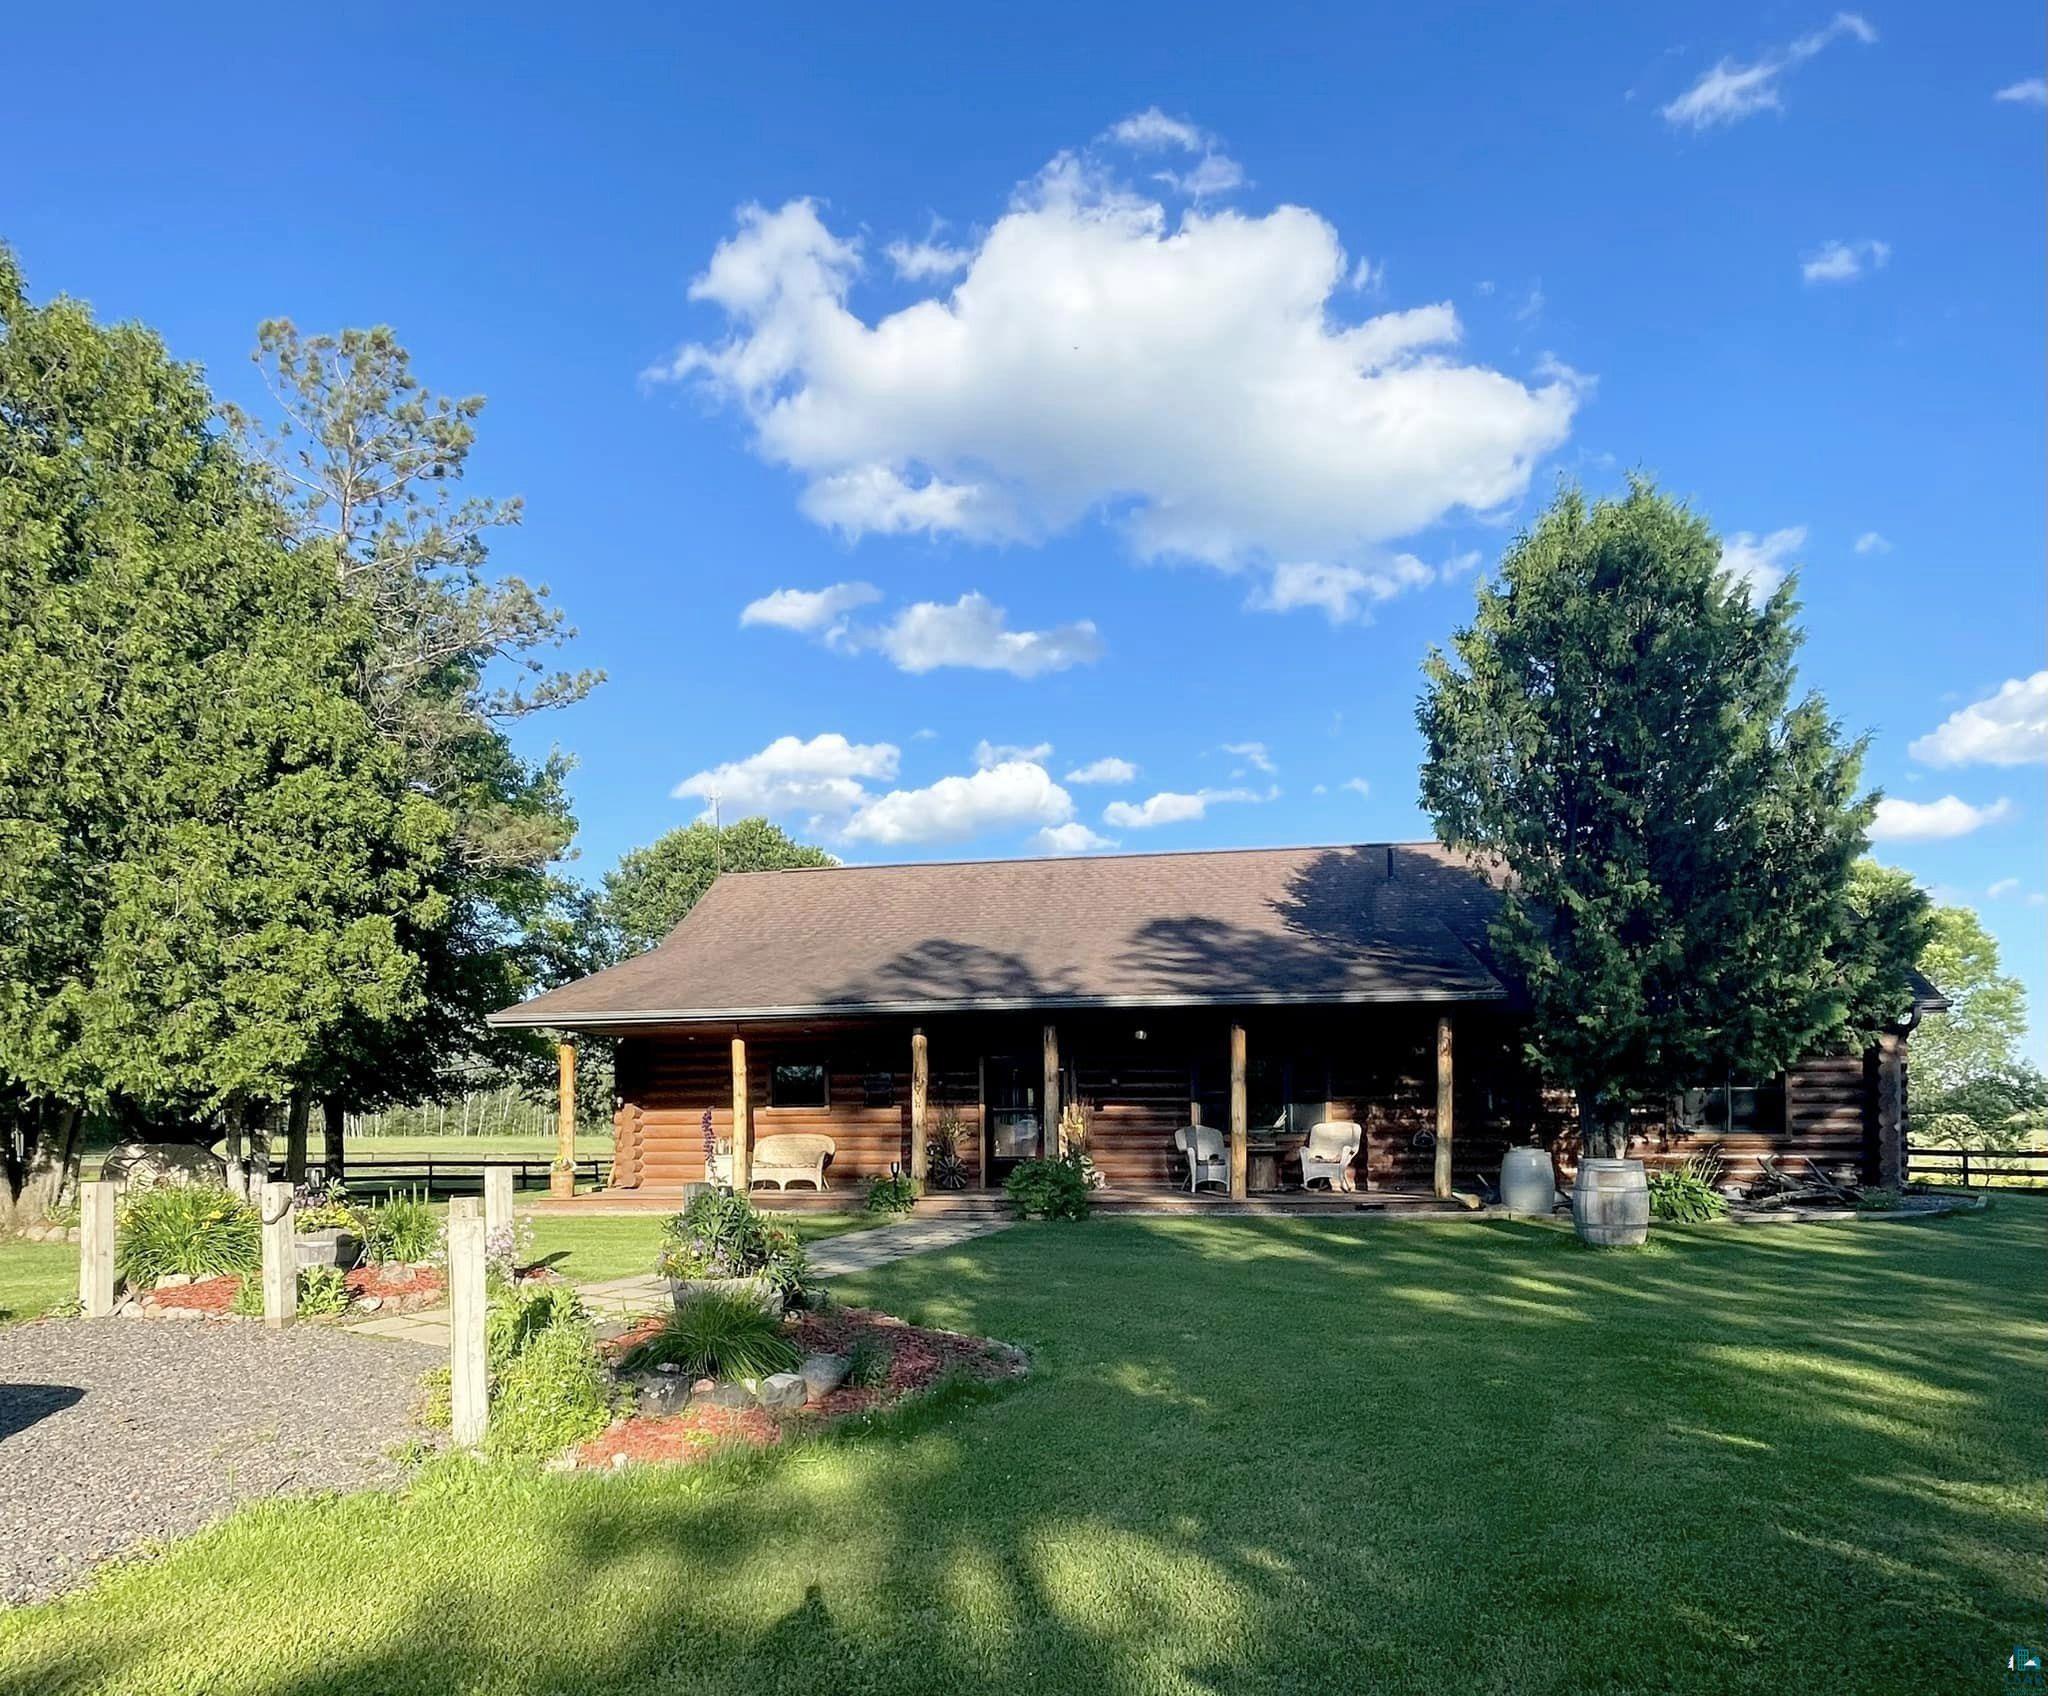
[{"left": 720, "top": 840, "right": 1455, "bottom": 876}]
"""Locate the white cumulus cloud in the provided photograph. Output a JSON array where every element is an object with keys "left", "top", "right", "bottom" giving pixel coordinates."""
[
  {"left": 885, "top": 236, "right": 973, "bottom": 281},
  {"left": 1109, "top": 107, "right": 1206, "bottom": 151},
  {"left": 1031, "top": 822, "right": 1119, "bottom": 855},
  {"left": 1908, "top": 673, "right": 2048, "bottom": 768},
  {"left": 975, "top": 739, "right": 1054, "bottom": 768},
  {"left": 842, "top": 760, "right": 1074, "bottom": 846},
  {"left": 1249, "top": 552, "right": 1443, "bottom": 624},
  {"left": 1341, "top": 777, "right": 1372, "bottom": 796},
  {"left": 1221, "top": 740, "right": 1277, "bottom": 774},
  {"left": 739, "top": 581, "right": 881, "bottom": 641},
  {"left": 1994, "top": 78, "right": 2047, "bottom": 106},
  {"left": 1869, "top": 795, "right": 2014, "bottom": 841},
  {"left": 1801, "top": 238, "right": 1890, "bottom": 284},
  {"left": 1103, "top": 786, "right": 1271, "bottom": 829},
  {"left": 658, "top": 149, "right": 1579, "bottom": 600},
  {"left": 1853, "top": 530, "right": 1891, "bottom": 554},
  {"left": 1988, "top": 877, "right": 2022, "bottom": 899},
  {"left": 1065, "top": 757, "right": 1138, "bottom": 785},
  {"left": 875, "top": 593, "right": 1103, "bottom": 677},
  {"left": 1662, "top": 13, "right": 1878, "bottom": 130},
  {"left": 673, "top": 733, "right": 899, "bottom": 821},
  {"left": 1719, "top": 526, "right": 1805, "bottom": 604}
]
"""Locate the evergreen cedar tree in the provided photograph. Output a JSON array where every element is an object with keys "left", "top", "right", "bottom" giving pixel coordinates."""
[
  {"left": 1418, "top": 481, "right": 1931, "bottom": 1158},
  {"left": 0, "top": 251, "right": 443, "bottom": 1204}
]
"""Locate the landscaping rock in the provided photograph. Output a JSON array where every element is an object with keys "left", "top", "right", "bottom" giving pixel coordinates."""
[
  {"left": 755, "top": 1372, "right": 807, "bottom": 1411},
  {"left": 625, "top": 1373, "right": 693, "bottom": 1417},
  {"left": 695, "top": 1381, "right": 756, "bottom": 1409},
  {"left": 799, "top": 1353, "right": 850, "bottom": 1402},
  {"left": 97, "top": 1140, "right": 225, "bottom": 1192},
  {"left": 357, "top": 1297, "right": 383, "bottom": 1313},
  {"left": 155, "top": 1274, "right": 194, "bottom": 1291}
]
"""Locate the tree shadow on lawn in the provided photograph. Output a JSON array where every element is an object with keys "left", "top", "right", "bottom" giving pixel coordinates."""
[{"left": 2, "top": 1203, "right": 2040, "bottom": 1696}]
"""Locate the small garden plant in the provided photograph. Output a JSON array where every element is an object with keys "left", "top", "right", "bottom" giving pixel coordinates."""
[
  {"left": 1647, "top": 1152, "right": 1728, "bottom": 1223},
  {"left": 368, "top": 1193, "right": 443, "bottom": 1264},
  {"left": 297, "top": 1266, "right": 352, "bottom": 1316},
  {"left": 1004, "top": 1151, "right": 1093, "bottom": 1220},
  {"left": 618, "top": 1291, "right": 800, "bottom": 1380},
  {"left": 655, "top": 1191, "right": 809, "bottom": 1301},
  {"left": 866, "top": 1171, "right": 916, "bottom": 1214},
  {"left": 116, "top": 1183, "right": 261, "bottom": 1285},
  {"left": 844, "top": 1334, "right": 890, "bottom": 1389}
]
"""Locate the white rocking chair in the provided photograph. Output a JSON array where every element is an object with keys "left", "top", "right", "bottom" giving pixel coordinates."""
[{"left": 1173, "top": 1123, "right": 1229, "bottom": 1194}]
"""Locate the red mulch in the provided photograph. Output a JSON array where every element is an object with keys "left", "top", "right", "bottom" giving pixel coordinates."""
[
  {"left": 147, "top": 1263, "right": 446, "bottom": 1315},
  {"left": 579, "top": 1304, "right": 1025, "bottom": 1470}
]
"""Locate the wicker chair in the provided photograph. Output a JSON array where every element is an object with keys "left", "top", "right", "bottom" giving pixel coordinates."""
[
  {"left": 1173, "top": 1124, "right": 1230, "bottom": 1194},
  {"left": 1299, "top": 1120, "right": 1362, "bottom": 1192},
  {"left": 748, "top": 1133, "right": 836, "bottom": 1191}
]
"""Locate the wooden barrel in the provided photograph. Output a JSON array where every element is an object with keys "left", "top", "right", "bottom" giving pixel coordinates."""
[
  {"left": 1571, "top": 1158, "right": 1649, "bottom": 1246},
  {"left": 1500, "top": 1147, "right": 1558, "bottom": 1216}
]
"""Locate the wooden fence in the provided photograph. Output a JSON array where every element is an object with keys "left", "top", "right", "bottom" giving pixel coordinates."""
[
  {"left": 1904, "top": 1146, "right": 2048, "bottom": 1193},
  {"left": 299, "top": 1155, "right": 613, "bottom": 1196}
]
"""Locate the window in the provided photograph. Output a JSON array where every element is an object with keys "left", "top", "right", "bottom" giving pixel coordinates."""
[
  {"left": 769, "top": 1061, "right": 828, "bottom": 1109},
  {"left": 862, "top": 1072, "right": 895, "bottom": 1109},
  {"left": 1675, "top": 1076, "right": 1784, "bottom": 1136}
]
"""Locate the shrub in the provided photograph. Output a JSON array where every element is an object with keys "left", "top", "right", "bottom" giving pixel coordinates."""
[
  {"left": 486, "top": 1322, "right": 614, "bottom": 1462},
  {"left": 297, "top": 1266, "right": 353, "bottom": 1316},
  {"left": 619, "top": 1291, "right": 799, "bottom": 1381},
  {"left": 1003, "top": 1152, "right": 1093, "bottom": 1221},
  {"left": 486, "top": 1282, "right": 590, "bottom": 1379},
  {"left": 116, "top": 1184, "right": 261, "bottom": 1285},
  {"left": 866, "top": 1172, "right": 917, "bottom": 1214},
  {"left": 229, "top": 1276, "right": 264, "bottom": 1318},
  {"left": 1856, "top": 1186, "right": 1901, "bottom": 1212},
  {"left": 655, "top": 1191, "right": 809, "bottom": 1300},
  {"left": 1647, "top": 1152, "right": 1728, "bottom": 1223},
  {"left": 367, "top": 1193, "right": 443, "bottom": 1265},
  {"left": 844, "top": 1334, "right": 890, "bottom": 1389}
]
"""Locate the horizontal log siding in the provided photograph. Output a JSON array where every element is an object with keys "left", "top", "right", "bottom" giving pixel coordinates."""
[{"left": 1074, "top": 1055, "right": 1190, "bottom": 1187}]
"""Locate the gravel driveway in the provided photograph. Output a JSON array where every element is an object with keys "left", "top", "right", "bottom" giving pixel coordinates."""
[{"left": 0, "top": 1319, "right": 440, "bottom": 1603}]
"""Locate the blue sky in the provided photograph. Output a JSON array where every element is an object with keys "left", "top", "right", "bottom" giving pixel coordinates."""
[{"left": 7, "top": 4, "right": 2043, "bottom": 1051}]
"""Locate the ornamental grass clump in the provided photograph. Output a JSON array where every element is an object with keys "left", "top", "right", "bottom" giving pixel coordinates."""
[
  {"left": 655, "top": 1191, "right": 809, "bottom": 1301},
  {"left": 116, "top": 1184, "right": 261, "bottom": 1285},
  {"left": 368, "top": 1192, "right": 443, "bottom": 1264},
  {"left": 620, "top": 1292, "right": 800, "bottom": 1381}
]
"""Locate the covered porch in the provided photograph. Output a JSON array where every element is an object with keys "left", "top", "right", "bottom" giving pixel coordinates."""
[{"left": 587, "top": 1002, "right": 1544, "bottom": 1204}]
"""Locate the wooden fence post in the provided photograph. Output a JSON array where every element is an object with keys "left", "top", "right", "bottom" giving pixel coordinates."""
[
  {"left": 449, "top": 1196, "right": 488, "bottom": 1448},
  {"left": 261, "top": 1181, "right": 297, "bottom": 1327},
  {"left": 1434, "top": 1015, "right": 1455, "bottom": 1201},
  {"left": 79, "top": 1180, "right": 117, "bottom": 1318},
  {"left": 484, "top": 1163, "right": 515, "bottom": 1251},
  {"left": 551, "top": 1039, "right": 578, "bottom": 1199},
  {"left": 729, "top": 1036, "right": 752, "bottom": 1194},
  {"left": 1042, "top": 1024, "right": 1061, "bottom": 1156}
]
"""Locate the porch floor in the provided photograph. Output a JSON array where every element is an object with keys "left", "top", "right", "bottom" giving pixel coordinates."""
[{"left": 529, "top": 1183, "right": 1487, "bottom": 1218}]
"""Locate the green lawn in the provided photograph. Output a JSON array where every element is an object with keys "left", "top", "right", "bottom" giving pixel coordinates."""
[
  {"left": 525, "top": 1210, "right": 884, "bottom": 1283},
  {"left": 1, "top": 1201, "right": 2040, "bottom": 1695},
  {"left": 0, "top": 1236, "right": 75, "bottom": 1326}
]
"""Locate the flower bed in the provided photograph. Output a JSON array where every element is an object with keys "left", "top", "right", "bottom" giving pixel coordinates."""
[
  {"left": 580, "top": 1304, "right": 1025, "bottom": 1470},
  {"left": 145, "top": 1264, "right": 447, "bottom": 1318}
]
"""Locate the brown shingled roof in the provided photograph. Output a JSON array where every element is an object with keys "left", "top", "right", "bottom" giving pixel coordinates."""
[{"left": 490, "top": 842, "right": 1512, "bottom": 1029}]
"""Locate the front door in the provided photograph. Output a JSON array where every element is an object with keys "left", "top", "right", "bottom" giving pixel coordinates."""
[{"left": 983, "top": 1056, "right": 1042, "bottom": 1183}]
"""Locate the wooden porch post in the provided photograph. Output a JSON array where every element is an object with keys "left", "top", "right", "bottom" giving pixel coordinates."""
[
  {"left": 909, "top": 1026, "right": 930, "bottom": 1188},
  {"left": 551, "top": 1038, "right": 577, "bottom": 1198},
  {"left": 1228, "top": 1022, "right": 1248, "bottom": 1200},
  {"left": 730, "top": 1035, "right": 752, "bottom": 1193},
  {"left": 1434, "top": 1014, "right": 1454, "bottom": 1200},
  {"left": 1042, "top": 1024, "right": 1061, "bottom": 1155}
]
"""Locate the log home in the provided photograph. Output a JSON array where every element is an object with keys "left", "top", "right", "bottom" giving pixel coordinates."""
[{"left": 490, "top": 843, "right": 1939, "bottom": 1203}]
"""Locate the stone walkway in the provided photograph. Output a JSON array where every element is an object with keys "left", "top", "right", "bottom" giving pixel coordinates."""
[{"left": 352, "top": 1212, "right": 1013, "bottom": 1347}]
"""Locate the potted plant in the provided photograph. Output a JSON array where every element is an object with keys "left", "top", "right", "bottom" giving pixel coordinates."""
[
  {"left": 655, "top": 1190, "right": 808, "bottom": 1314},
  {"left": 294, "top": 1186, "right": 368, "bottom": 1270},
  {"left": 548, "top": 1156, "right": 577, "bottom": 1200}
]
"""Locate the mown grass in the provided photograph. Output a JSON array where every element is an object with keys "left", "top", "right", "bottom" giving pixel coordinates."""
[
  {"left": 525, "top": 1211, "right": 883, "bottom": 1284},
  {"left": 0, "top": 1200, "right": 2039, "bottom": 1695},
  {"left": 0, "top": 1236, "right": 75, "bottom": 1326}
]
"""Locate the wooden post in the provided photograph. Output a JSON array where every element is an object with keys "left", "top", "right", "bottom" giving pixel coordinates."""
[
  {"left": 1434, "top": 1014, "right": 1455, "bottom": 1200},
  {"left": 1228, "top": 1023, "right": 1248, "bottom": 1200},
  {"left": 484, "top": 1163, "right": 515, "bottom": 1251},
  {"left": 909, "top": 1026, "right": 930, "bottom": 1188},
  {"left": 79, "top": 1180, "right": 117, "bottom": 1318},
  {"left": 448, "top": 1196, "right": 488, "bottom": 1448},
  {"left": 1042, "top": 1024, "right": 1061, "bottom": 1156},
  {"left": 1873, "top": 1032, "right": 1907, "bottom": 1190},
  {"left": 261, "top": 1181, "right": 297, "bottom": 1327},
  {"left": 729, "top": 1035, "right": 751, "bottom": 1193},
  {"left": 551, "top": 1038, "right": 577, "bottom": 1198}
]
